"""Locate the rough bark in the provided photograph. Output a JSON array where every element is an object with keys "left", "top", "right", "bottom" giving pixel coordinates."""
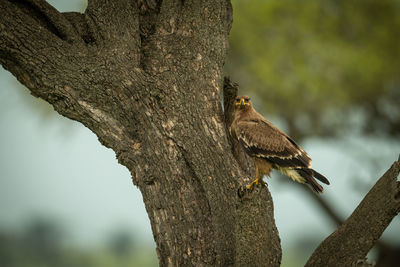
[
  {"left": 0, "top": 0, "right": 281, "bottom": 266},
  {"left": 306, "top": 156, "right": 400, "bottom": 267}
]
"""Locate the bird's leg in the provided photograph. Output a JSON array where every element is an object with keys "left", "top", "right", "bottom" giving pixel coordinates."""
[
  {"left": 247, "top": 165, "right": 266, "bottom": 191},
  {"left": 247, "top": 177, "right": 266, "bottom": 191}
]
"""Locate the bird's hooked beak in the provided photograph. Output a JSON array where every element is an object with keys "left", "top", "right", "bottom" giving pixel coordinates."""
[{"left": 240, "top": 98, "right": 245, "bottom": 107}]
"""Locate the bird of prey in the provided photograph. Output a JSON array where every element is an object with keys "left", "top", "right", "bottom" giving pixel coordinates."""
[{"left": 230, "top": 95, "right": 330, "bottom": 193}]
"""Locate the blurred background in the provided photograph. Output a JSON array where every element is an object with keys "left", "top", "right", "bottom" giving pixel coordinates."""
[{"left": 0, "top": 0, "right": 399, "bottom": 266}]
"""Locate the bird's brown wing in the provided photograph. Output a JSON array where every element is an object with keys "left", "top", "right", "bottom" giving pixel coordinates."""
[{"left": 233, "top": 118, "right": 311, "bottom": 168}]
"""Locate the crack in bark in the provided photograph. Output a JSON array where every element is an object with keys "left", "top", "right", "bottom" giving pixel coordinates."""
[
  {"left": 395, "top": 181, "right": 400, "bottom": 201},
  {"left": 223, "top": 77, "right": 253, "bottom": 175},
  {"left": 63, "top": 12, "right": 95, "bottom": 44}
]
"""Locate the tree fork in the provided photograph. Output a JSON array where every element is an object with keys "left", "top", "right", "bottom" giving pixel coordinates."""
[{"left": 0, "top": 1, "right": 281, "bottom": 266}]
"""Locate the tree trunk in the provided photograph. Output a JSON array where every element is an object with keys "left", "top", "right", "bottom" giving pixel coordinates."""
[
  {"left": 1, "top": 1, "right": 399, "bottom": 266},
  {"left": 0, "top": 0, "right": 281, "bottom": 266}
]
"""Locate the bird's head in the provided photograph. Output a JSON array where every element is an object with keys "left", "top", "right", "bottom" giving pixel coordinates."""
[{"left": 234, "top": 95, "right": 251, "bottom": 110}]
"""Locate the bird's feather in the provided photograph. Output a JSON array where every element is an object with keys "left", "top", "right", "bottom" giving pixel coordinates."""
[{"left": 233, "top": 118, "right": 311, "bottom": 168}]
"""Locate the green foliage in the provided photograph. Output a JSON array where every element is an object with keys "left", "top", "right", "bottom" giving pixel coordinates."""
[{"left": 226, "top": 0, "right": 400, "bottom": 138}]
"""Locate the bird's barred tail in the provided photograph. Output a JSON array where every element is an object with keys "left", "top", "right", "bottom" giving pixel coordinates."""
[{"left": 296, "top": 168, "right": 330, "bottom": 193}]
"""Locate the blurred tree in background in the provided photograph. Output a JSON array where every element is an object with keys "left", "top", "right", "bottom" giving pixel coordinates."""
[
  {"left": 0, "top": 218, "right": 158, "bottom": 267},
  {"left": 226, "top": 0, "right": 400, "bottom": 139},
  {"left": 227, "top": 2, "right": 400, "bottom": 265}
]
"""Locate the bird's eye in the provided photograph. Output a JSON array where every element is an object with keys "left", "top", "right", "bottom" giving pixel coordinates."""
[
  {"left": 235, "top": 99, "right": 241, "bottom": 103},
  {"left": 244, "top": 98, "right": 249, "bottom": 102}
]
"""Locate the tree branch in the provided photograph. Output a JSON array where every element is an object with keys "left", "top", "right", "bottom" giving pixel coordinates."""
[
  {"left": 300, "top": 170, "right": 400, "bottom": 267},
  {"left": 15, "top": 0, "right": 80, "bottom": 42},
  {"left": 306, "top": 156, "right": 400, "bottom": 266},
  {"left": 0, "top": 0, "right": 75, "bottom": 63},
  {"left": 0, "top": 0, "right": 145, "bottom": 148},
  {"left": 0, "top": 1, "right": 84, "bottom": 111}
]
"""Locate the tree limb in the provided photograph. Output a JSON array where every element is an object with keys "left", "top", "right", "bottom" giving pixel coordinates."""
[
  {"left": 306, "top": 155, "right": 400, "bottom": 267},
  {"left": 16, "top": 0, "right": 80, "bottom": 42},
  {"left": 0, "top": 0, "right": 75, "bottom": 70},
  {"left": 0, "top": 0, "right": 146, "bottom": 148}
]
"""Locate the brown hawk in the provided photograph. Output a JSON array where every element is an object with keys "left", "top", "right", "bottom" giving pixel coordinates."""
[{"left": 230, "top": 95, "right": 330, "bottom": 193}]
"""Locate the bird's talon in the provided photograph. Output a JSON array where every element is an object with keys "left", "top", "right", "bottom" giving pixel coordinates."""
[
  {"left": 247, "top": 178, "right": 267, "bottom": 192},
  {"left": 247, "top": 178, "right": 264, "bottom": 191}
]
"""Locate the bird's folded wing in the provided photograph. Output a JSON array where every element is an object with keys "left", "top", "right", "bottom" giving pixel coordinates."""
[{"left": 234, "top": 119, "right": 311, "bottom": 168}]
